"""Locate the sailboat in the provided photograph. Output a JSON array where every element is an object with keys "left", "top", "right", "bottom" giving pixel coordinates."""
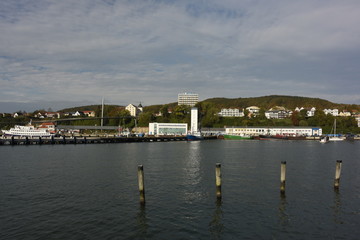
[{"left": 328, "top": 119, "right": 344, "bottom": 141}]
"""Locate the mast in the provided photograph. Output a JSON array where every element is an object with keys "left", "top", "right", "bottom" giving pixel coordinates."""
[{"left": 101, "top": 97, "right": 104, "bottom": 129}]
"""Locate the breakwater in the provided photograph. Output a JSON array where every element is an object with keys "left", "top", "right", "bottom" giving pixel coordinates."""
[{"left": 0, "top": 135, "right": 218, "bottom": 145}]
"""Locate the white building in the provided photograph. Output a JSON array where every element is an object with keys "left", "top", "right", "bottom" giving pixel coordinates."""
[
  {"left": 307, "top": 107, "right": 316, "bottom": 117},
  {"left": 323, "top": 109, "right": 339, "bottom": 116},
  {"left": 218, "top": 108, "right": 244, "bottom": 117},
  {"left": 149, "top": 123, "right": 188, "bottom": 136},
  {"left": 178, "top": 93, "right": 199, "bottom": 106},
  {"left": 126, "top": 103, "right": 143, "bottom": 117},
  {"left": 190, "top": 107, "right": 199, "bottom": 133},
  {"left": 265, "top": 110, "right": 292, "bottom": 119},
  {"left": 246, "top": 106, "right": 260, "bottom": 117},
  {"left": 225, "top": 126, "right": 322, "bottom": 137}
]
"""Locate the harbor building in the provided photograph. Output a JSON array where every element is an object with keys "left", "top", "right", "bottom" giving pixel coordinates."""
[
  {"left": 149, "top": 123, "right": 188, "bottom": 136},
  {"left": 178, "top": 93, "right": 199, "bottom": 106},
  {"left": 225, "top": 126, "right": 322, "bottom": 137}
]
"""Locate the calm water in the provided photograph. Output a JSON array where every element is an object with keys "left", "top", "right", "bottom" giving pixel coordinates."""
[{"left": 1, "top": 140, "right": 360, "bottom": 239}]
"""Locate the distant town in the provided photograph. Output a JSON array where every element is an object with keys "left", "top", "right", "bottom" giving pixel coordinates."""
[{"left": 1, "top": 93, "right": 360, "bottom": 137}]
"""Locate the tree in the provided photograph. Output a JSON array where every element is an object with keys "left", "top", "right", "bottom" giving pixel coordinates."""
[{"left": 138, "top": 112, "right": 155, "bottom": 127}]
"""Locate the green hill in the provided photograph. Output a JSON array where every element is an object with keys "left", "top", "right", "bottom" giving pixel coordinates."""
[{"left": 202, "top": 95, "right": 360, "bottom": 111}]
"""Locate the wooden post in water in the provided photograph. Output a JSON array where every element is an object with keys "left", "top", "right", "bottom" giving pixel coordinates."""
[
  {"left": 216, "top": 163, "right": 222, "bottom": 199},
  {"left": 39, "top": 136, "right": 42, "bottom": 145},
  {"left": 334, "top": 160, "right": 342, "bottom": 189},
  {"left": 138, "top": 165, "right": 145, "bottom": 204},
  {"left": 280, "top": 161, "right": 286, "bottom": 194}
]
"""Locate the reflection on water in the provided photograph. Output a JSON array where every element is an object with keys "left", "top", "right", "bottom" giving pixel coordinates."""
[
  {"left": 135, "top": 204, "right": 148, "bottom": 238},
  {"left": 182, "top": 142, "right": 203, "bottom": 203},
  {"left": 333, "top": 189, "right": 343, "bottom": 224},
  {"left": 209, "top": 199, "right": 224, "bottom": 239},
  {"left": 278, "top": 194, "right": 289, "bottom": 228}
]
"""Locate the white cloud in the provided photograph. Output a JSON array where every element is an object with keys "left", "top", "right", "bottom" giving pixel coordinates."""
[{"left": 0, "top": 0, "right": 359, "bottom": 112}]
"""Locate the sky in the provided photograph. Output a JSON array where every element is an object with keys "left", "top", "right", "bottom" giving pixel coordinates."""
[{"left": 1, "top": 0, "right": 360, "bottom": 112}]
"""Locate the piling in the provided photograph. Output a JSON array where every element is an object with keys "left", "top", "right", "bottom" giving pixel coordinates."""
[
  {"left": 11, "top": 136, "right": 15, "bottom": 145},
  {"left": 216, "top": 163, "right": 222, "bottom": 199},
  {"left": 334, "top": 160, "right": 342, "bottom": 189},
  {"left": 39, "top": 137, "right": 42, "bottom": 145},
  {"left": 137, "top": 165, "right": 145, "bottom": 204},
  {"left": 51, "top": 136, "right": 55, "bottom": 144},
  {"left": 62, "top": 136, "right": 66, "bottom": 144},
  {"left": 25, "top": 137, "right": 29, "bottom": 145},
  {"left": 280, "top": 161, "right": 286, "bottom": 194}
]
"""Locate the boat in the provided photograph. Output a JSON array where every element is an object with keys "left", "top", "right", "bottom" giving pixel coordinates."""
[
  {"left": 328, "top": 119, "right": 344, "bottom": 141},
  {"left": 320, "top": 136, "right": 329, "bottom": 143},
  {"left": 186, "top": 132, "right": 204, "bottom": 141},
  {"left": 223, "top": 134, "right": 252, "bottom": 140},
  {"left": 2, "top": 124, "right": 54, "bottom": 137}
]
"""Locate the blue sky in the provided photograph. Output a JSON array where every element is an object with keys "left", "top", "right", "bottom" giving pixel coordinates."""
[{"left": 1, "top": 0, "right": 360, "bottom": 112}]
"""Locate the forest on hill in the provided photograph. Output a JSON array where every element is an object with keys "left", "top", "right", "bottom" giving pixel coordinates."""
[{"left": 202, "top": 95, "right": 360, "bottom": 111}]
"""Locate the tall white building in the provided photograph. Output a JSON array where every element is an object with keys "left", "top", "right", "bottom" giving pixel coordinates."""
[
  {"left": 178, "top": 93, "right": 199, "bottom": 106},
  {"left": 190, "top": 107, "right": 199, "bottom": 133}
]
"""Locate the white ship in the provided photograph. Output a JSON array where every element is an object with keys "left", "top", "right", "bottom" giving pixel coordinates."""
[{"left": 2, "top": 124, "right": 54, "bottom": 137}]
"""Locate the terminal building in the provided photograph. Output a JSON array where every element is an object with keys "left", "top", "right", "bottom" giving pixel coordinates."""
[
  {"left": 225, "top": 126, "right": 322, "bottom": 137},
  {"left": 149, "top": 123, "right": 188, "bottom": 136}
]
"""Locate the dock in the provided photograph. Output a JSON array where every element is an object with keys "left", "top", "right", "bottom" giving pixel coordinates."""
[{"left": 0, "top": 135, "right": 218, "bottom": 146}]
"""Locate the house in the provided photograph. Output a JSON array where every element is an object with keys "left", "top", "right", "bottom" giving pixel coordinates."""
[
  {"left": 73, "top": 111, "right": 84, "bottom": 117},
  {"left": 218, "top": 108, "right": 244, "bottom": 117},
  {"left": 38, "top": 122, "right": 56, "bottom": 133},
  {"left": 246, "top": 106, "right": 260, "bottom": 117},
  {"left": 45, "top": 112, "right": 61, "bottom": 118},
  {"left": 83, "top": 111, "right": 96, "bottom": 117},
  {"left": 306, "top": 107, "right": 316, "bottom": 117},
  {"left": 126, "top": 103, "right": 143, "bottom": 117},
  {"left": 323, "top": 109, "right": 339, "bottom": 116},
  {"left": 338, "top": 111, "right": 351, "bottom": 117}
]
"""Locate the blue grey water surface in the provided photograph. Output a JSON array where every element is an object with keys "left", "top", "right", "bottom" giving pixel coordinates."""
[{"left": 1, "top": 140, "right": 360, "bottom": 239}]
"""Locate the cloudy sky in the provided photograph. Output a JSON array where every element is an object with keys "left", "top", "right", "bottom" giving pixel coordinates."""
[{"left": 1, "top": 0, "right": 360, "bottom": 112}]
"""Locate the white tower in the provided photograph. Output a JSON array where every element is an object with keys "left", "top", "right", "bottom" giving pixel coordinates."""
[{"left": 191, "top": 107, "right": 199, "bottom": 134}]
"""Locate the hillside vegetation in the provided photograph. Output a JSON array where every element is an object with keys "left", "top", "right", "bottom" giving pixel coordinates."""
[{"left": 203, "top": 95, "right": 360, "bottom": 111}]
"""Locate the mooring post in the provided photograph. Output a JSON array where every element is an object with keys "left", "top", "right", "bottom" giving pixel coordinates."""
[
  {"left": 11, "top": 136, "right": 15, "bottom": 145},
  {"left": 63, "top": 136, "right": 66, "bottom": 144},
  {"left": 39, "top": 136, "right": 42, "bottom": 145},
  {"left": 280, "top": 161, "right": 286, "bottom": 194},
  {"left": 216, "top": 163, "right": 222, "bottom": 199},
  {"left": 334, "top": 160, "right": 342, "bottom": 189},
  {"left": 138, "top": 165, "right": 145, "bottom": 204},
  {"left": 51, "top": 135, "right": 55, "bottom": 144}
]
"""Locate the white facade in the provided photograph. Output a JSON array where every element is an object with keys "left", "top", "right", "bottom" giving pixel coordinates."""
[
  {"left": 323, "top": 109, "right": 339, "bottom": 116},
  {"left": 218, "top": 108, "right": 244, "bottom": 117},
  {"left": 265, "top": 110, "right": 292, "bottom": 119},
  {"left": 178, "top": 93, "right": 199, "bottom": 106},
  {"left": 307, "top": 107, "right": 316, "bottom": 117},
  {"left": 190, "top": 107, "right": 199, "bottom": 133},
  {"left": 149, "top": 123, "right": 188, "bottom": 136},
  {"left": 246, "top": 106, "right": 260, "bottom": 117},
  {"left": 225, "top": 126, "right": 322, "bottom": 136},
  {"left": 126, "top": 104, "right": 143, "bottom": 117}
]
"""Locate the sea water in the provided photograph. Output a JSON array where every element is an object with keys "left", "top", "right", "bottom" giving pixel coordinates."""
[{"left": 1, "top": 140, "right": 360, "bottom": 239}]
